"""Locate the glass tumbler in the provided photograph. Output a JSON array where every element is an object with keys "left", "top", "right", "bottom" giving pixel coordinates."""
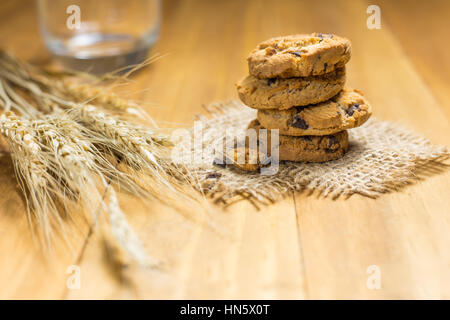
[{"left": 37, "top": 0, "right": 161, "bottom": 73}]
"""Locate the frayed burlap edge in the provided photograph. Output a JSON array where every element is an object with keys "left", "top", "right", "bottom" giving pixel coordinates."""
[{"left": 175, "top": 101, "right": 449, "bottom": 206}]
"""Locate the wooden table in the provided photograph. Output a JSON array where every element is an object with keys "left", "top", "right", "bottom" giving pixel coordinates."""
[{"left": 0, "top": 0, "right": 449, "bottom": 299}]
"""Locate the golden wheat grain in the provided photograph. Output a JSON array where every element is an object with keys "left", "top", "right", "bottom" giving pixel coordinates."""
[
  {"left": 0, "top": 50, "right": 154, "bottom": 119},
  {"left": 69, "top": 104, "right": 177, "bottom": 187},
  {"left": 61, "top": 80, "right": 145, "bottom": 116},
  {"left": 0, "top": 51, "right": 192, "bottom": 267},
  {"left": 0, "top": 112, "right": 70, "bottom": 244},
  {"left": 105, "top": 188, "right": 153, "bottom": 267},
  {"left": 0, "top": 52, "right": 179, "bottom": 194},
  {"left": 43, "top": 112, "right": 153, "bottom": 197}
]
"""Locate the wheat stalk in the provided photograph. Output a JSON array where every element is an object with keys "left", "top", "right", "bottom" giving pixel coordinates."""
[
  {"left": 0, "top": 51, "right": 183, "bottom": 196},
  {"left": 0, "top": 51, "right": 193, "bottom": 275},
  {"left": 0, "top": 110, "right": 163, "bottom": 249},
  {"left": 0, "top": 112, "right": 81, "bottom": 245},
  {"left": 68, "top": 104, "right": 182, "bottom": 191},
  {"left": 60, "top": 80, "right": 145, "bottom": 116},
  {"left": 0, "top": 50, "right": 155, "bottom": 120}
]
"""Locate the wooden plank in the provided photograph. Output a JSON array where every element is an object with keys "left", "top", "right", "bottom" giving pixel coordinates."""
[
  {"left": 378, "top": 0, "right": 450, "bottom": 117},
  {"left": 65, "top": 194, "right": 306, "bottom": 299},
  {"left": 0, "top": 151, "right": 90, "bottom": 299},
  {"left": 180, "top": 199, "right": 305, "bottom": 299},
  {"left": 0, "top": 0, "right": 448, "bottom": 299},
  {"left": 293, "top": 0, "right": 450, "bottom": 299}
]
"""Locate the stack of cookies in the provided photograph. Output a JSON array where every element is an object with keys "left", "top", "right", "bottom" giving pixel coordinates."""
[{"left": 233, "top": 33, "right": 372, "bottom": 170}]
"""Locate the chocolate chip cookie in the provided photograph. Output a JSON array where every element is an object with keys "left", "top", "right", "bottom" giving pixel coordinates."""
[
  {"left": 248, "top": 33, "right": 351, "bottom": 79},
  {"left": 245, "top": 119, "right": 349, "bottom": 163},
  {"left": 236, "top": 68, "right": 345, "bottom": 110},
  {"left": 257, "top": 88, "right": 371, "bottom": 136},
  {"left": 225, "top": 146, "right": 270, "bottom": 172}
]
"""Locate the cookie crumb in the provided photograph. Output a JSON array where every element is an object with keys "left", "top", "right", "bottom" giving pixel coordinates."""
[{"left": 206, "top": 172, "right": 222, "bottom": 179}]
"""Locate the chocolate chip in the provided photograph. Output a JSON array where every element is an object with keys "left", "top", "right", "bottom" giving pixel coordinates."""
[
  {"left": 328, "top": 136, "right": 338, "bottom": 148},
  {"left": 294, "top": 106, "right": 307, "bottom": 112},
  {"left": 206, "top": 172, "right": 222, "bottom": 179},
  {"left": 300, "top": 136, "right": 312, "bottom": 142},
  {"left": 212, "top": 158, "right": 226, "bottom": 168},
  {"left": 267, "top": 78, "right": 276, "bottom": 86},
  {"left": 325, "top": 137, "right": 339, "bottom": 153},
  {"left": 323, "top": 62, "right": 328, "bottom": 72},
  {"left": 292, "top": 116, "right": 309, "bottom": 129},
  {"left": 265, "top": 47, "right": 276, "bottom": 56},
  {"left": 346, "top": 103, "right": 361, "bottom": 116},
  {"left": 291, "top": 52, "right": 302, "bottom": 57}
]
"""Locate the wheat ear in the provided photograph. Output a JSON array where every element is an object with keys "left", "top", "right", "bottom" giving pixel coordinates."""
[
  {"left": 0, "top": 51, "right": 182, "bottom": 198},
  {"left": 60, "top": 80, "right": 146, "bottom": 117},
  {"left": 0, "top": 52, "right": 189, "bottom": 268},
  {"left": 68, "top": 104, "right": 180, "bottom": 190},
  {"left": 0, "top": 50, "right": 154, "bottom": 120},
  {"left": 0, "top": 112, "right": 75, "bottom": 245}
]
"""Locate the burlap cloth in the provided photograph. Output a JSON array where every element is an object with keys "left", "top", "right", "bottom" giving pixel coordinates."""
[{"left": 173, "top": 101, "right": 449, "bottom": 206}]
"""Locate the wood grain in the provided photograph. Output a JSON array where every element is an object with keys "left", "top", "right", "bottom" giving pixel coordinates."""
[{"left": 0, "top": 0, "right": 449, "bottom": 299}]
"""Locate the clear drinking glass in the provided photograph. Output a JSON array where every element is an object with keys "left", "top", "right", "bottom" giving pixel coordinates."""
[{"left": 37, "top": 0, "right": 161, "bottom": 73}]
